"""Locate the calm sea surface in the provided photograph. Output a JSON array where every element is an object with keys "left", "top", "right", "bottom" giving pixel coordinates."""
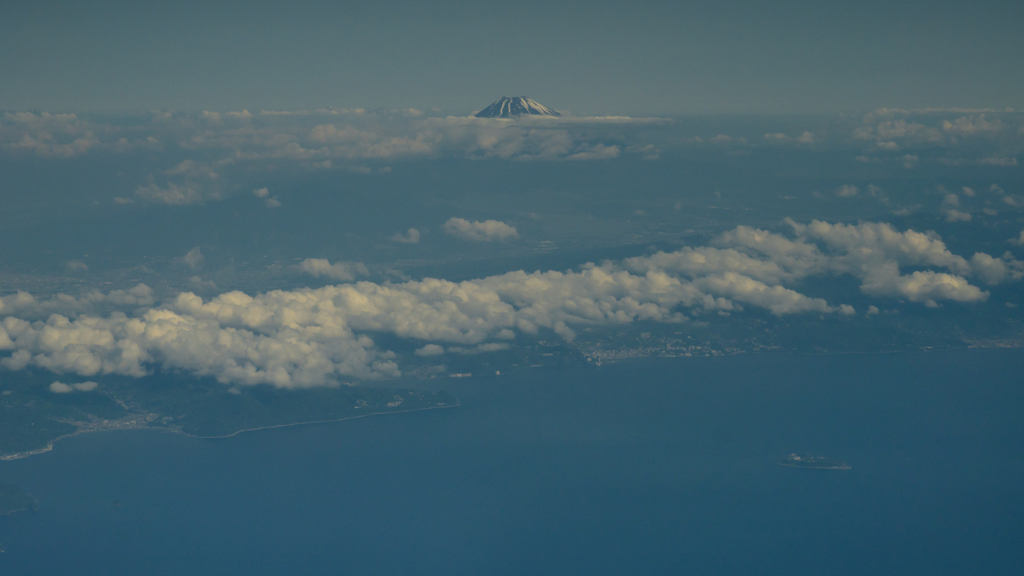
[{"left": 1, "top": 349, "right": 1023, "bottom": 575}]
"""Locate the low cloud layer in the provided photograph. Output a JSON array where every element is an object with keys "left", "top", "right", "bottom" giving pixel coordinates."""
[
  {"left": 3, "top": 108, "right": 1022, "bottom": 208},
  {"left": 0, "top": 109, "right": 668, "bottom": 205},
  {"left": 0, "top": 284, "right": 155, "bottom": 319},
  {"left": 0, "top": 220, "right": 1018, "bottom": 388}
]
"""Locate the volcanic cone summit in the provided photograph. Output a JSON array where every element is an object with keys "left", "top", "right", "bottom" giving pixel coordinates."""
[{"left": 474, "top": 97, "right": 560, "bottom": 118}]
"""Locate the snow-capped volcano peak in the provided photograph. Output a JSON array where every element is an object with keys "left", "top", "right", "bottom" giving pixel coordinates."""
[{"left": 474, "top": 96, "right": 560, "bottom": 118}]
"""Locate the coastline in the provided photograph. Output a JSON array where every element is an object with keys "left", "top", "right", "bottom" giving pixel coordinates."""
[
  {"left": 0, "top": 430, "right": 88, "bottom": 462},
  {"left": 578, "top": 338, "right": 1024, "bottom": 366},
  {"left": 0, "top": 404, "right": 459, "bottom": 461},
  {"left": 182, "top": 403, "right": 460, "bottom": 440}
]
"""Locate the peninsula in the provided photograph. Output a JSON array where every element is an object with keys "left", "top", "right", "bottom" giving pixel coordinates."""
[{"left": 0, "top": 372, "right": 457, "bottom": 460}]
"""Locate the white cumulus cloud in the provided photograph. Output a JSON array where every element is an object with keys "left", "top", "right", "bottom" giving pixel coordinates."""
[
  {"left": 48, "top": 381, "right": 98, "bottom": 393},
  {"left": 297, "top": 259, "right": 369, "bottom": 281},
  {"left": 0, "top": 284, "right": 155, "bottom": 320},
  {"left": 391, "top": 228, "right": 421, "bottom": 243},
  {"left": 176, "top": 247, "right": 205, "bottom": 271},
  {"left": 415, "top": 344, "right": 445, "bottom": 356},
  {"left": 1, "top": 220, "right": 1018, "bottom": 388},
  {"left": 443, "top": 218, "right": 519, "bottom": 242},
  {"left": 49, "top": 381, "right": 74, "bottom": 393},
  {"left": 835, "top": 185, "right": 859, "bottom": 198}
]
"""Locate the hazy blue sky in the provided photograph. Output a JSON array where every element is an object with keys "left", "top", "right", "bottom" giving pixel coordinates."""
[{"left": 2, "top": 0, "right": 1021, "bottom": 114}]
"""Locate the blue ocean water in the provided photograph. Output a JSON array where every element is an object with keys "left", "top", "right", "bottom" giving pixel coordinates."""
[{"left": 1, "top": 349, "right": 1023, "bottom": 575}]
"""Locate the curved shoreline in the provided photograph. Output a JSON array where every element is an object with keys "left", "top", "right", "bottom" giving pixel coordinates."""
[
  {"left": 183, "top": 403, "right": 460, "bottom": 440},
  {"left": 0, "top": 433, "right": 83, "bottom": 462},
  {"left": 0, "top": 404, "right": 458, "bottom": 461}
]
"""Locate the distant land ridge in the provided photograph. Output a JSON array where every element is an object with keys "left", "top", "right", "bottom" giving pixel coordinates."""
[{"left": 475, "top": 96, "right": 560, "bottom": 118}]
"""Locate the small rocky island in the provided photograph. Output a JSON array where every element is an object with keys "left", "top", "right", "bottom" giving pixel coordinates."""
[
  {"left": 0, "top": 484, "right": 36, "bottom": 515},
  {"left": 779, "top": 454, "right": 851, "bottom": 470}
]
